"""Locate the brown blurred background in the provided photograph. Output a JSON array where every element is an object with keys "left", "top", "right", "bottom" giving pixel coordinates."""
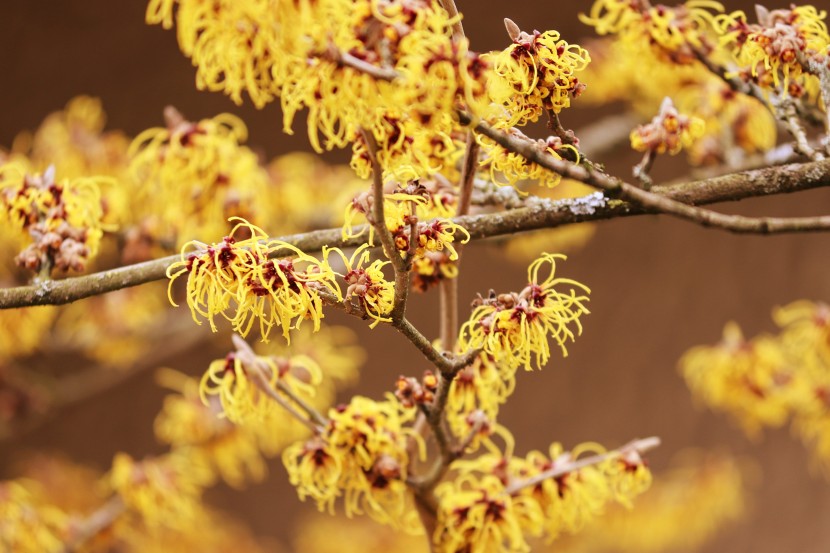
[{"left": 2, "top": 1, "right": 830, "bottom": 551}]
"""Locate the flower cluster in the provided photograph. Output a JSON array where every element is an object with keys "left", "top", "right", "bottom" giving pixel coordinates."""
[
  {"left": 282, "top": 395, "right": 423, "bottom": 532},
  {"left": 715, "top": 4, "right": 829, "bottom": 95},
  {"left": 630, "top": 97, "right": 706, "bottom": 155},
  {"left": 433, "top": 442, "right": 652, "bottom": 552},
  {"left": 200, "top": 338, "right": 323, "bottom": 428},
  {"left": 0, "top": 163, "right": 109, "bottom": 274},
  {"left": 459, "top": 253, "right": 591, "bottom": 372},
  {"left": 581, "top": 23, "right": 775, "bottom": 166},
  {"left": 552, "top": 452, "right": 745, "bottom": 553},
  {"left": 0, "top": 480, "right": 70, "bottom": 553},
  {"left": 147, "top": 0, "right": 493, "bottom": 180},
  {"left": 343, "top": 186, "right": 470, "bottom": 282},
  {"left": 581, "top": 0, "right": 724, "bottom": 64},
  {"left": 327, "top": 244, "right": 395, "bottom": 327},
  {"left": 486, "top": 25, "right": 591, "bottom": 126},
  {"left": 681, "top": 301, "right": 830, "bottom": 470},
  {"left": 479, "top": 131, "right": 579, "bottom": 189},
  {"left": 154, "top": 370, "right": 269, "bottom": 489},
  {"left": 129, "top": 109, "right": 272, "bottom": 245},
  {"left": 109, "top": 452, "right": 211, "bottom": 532},
  {"left": 445, "top": 352, "right": 515, "bottom": 446},
  {"left": 166, "top": 218, "right": 340, "bottom": 340}
]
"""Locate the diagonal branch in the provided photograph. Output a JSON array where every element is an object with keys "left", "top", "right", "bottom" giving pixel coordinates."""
[
  {"left": 469, "top": 117, "right": 830, "bottom": 235},
  {"left": 504, "top": 436, "right": 661, "bottom": 495}
]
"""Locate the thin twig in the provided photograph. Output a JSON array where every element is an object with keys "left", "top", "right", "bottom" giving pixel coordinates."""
[
  {"left": 232, "top": 335, "right": 324, "bottom": 434},
  {"left": 336, "top": 50, "right": 398, "bottom": 82},
  {"left": 437, "top": 0, "right": 465, "bottom": 43},
  {"left": 633, "top": 149, "right": 656, "bottom": 189},
  {"left": 360, "top": 127, "right": 411, "bottom": 323},
  {"left": 61, "top": 496, "right": 125, "bottom": 553},
  {"left": 504, "top": 436, "right": 661, "bottom": 495},
  {"left": 770, "top": 95, "right": 825, "bottom": 161}
]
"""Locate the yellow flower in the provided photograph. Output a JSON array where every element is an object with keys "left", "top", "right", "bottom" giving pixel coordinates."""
[
  {"left": 478, "top": 131, "right": 579, "bottom": 189},
  {"left": 580, "top": 36, "right": 776, "bottom": 166},
  {"left": 166, "top": 218, "right": 340, "bottom": 341},
  {"left": 147, "top": 0, "right": 495, "bottom": 173},
  {"left": 715, "top": 5, "right": 829, "bottom": 94},
  {"left": 129, "top": 110, "right": 272, "bottom": 245},
  {"left": 416, "top": 219, "right": 470, "bottom": 261},
  {"left": 485, "top": 28, "right": 591, "bottom": 126},
  {"left": 412, "top": 251, "right": 458, "bottom": 292},
  {"left": 459, "top": 253, "right": 590, "bottom": 371},
  {"left": 8, "top": 97, "right": 131, "bottom": 225},
  {"left": 326, "top": 244, "right": 395, "bottom": 328},
  {"left": 0, "top": 480, "right": 69, "bottom": 553},
  {"left": 434, "top": 472, "right": 536, "bottom": 552},
  {"left": 680, "top": 321, "right": 794, "bottom": 438},
  {"left": 581, "top": 0, "right": 724, "bottom": 64},
  {"left": 446, "top": 352, "right": 515, "bottom": 445},
  {"left": 199, "top": 339, "right": 323, "bottom": 427},
  {"left": 283, "top": 395, "right": 424, "bottom": 532},
  {"left": 108, "top": 452, "right": 211, "bottom": 531},
  {"left": 0, "top": 163, "right": 109, "bottom": 274},
  {"left": 630, "top": 97, "right": 706, "bottom": 155}
]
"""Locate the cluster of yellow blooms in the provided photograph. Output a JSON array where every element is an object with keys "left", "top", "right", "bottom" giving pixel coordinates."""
[
  {"left": 486, "top": 26, "right": 591, "bottom": 126},
  {"left": 146, "top": 0, "right": 494, "bottom": 181},
  {"left": 630, "top": 96, "right": 706, "bottom": 155},
  {"left": 476, "top": 23, "right": 590, "bottom": 189},
  {"left": 716, "top": 4, "right": 829, "bottom": 96},
  {"left": 167, "top": 218, "right": 341, "bottom": 340},
  {"left": 479, "top": 131, "right": 580, "bottom": 189},
  {"left": 433, "top": 443, "right": 652, "bottom": 552},
  {"left": 343, "top": 185, "right": 469, "bottom": 292},
  {"left": 579, "top": 0, "right": 813, "bottom": 166},
  {"left": 459, "top": 253, "right": 591, "bottom": 372},
  {"left": 15, "top": 0, "right": 829, "bottom": 547},
  {"left": 445, "top": 352, "right": 514, "bottom": 444},
  {"left": 283, "top": 394, "right": 424, "bottom": 532},
  {"left": 681, "top": 301, "right": 830, "bottom": 471},
  {"left": 291, "top": 450, "right": 745, "bottom": 553},
  {"left": 547, "top": 452, "right": 746, "bottom": 553},
  {"left": 581, "top": 0, "right": 724, "bottom": 64},
  {"left": 0, "top": 481, "right": 70, "bottom": 552},
  {"left": 0, "top": 163, "right": 109, "bottom": 274},
  {"left": 128, "top": 109, "right": 273, "bottom": 246}
]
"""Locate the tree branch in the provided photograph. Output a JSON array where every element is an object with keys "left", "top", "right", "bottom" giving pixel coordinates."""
[
  {"left": 469, "top": 117, "right": 830, "bottom": 235},
  {"left": 2, "top": 158, "right": 830, "bottom": 310}
]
